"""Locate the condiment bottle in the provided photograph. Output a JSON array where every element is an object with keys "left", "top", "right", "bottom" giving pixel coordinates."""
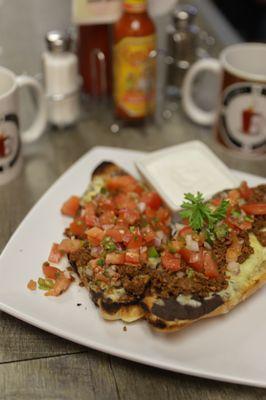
[
  {"left": 42, "top": 30, "right": 80, "bottom": 128},
  {"left": 113, "top": 0, "right": 156, "bottom": 122}
]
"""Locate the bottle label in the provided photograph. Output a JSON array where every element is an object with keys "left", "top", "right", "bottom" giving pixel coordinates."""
[
  {"left": 114, "top": 35, "right": 156, "bottom": 118},
  {"left": 123, "top": 0, "right": 147, "bottom": 13}
]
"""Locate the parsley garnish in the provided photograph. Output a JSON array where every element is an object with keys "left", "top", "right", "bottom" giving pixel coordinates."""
[{"left": 180, "top": 192, "right": 229, "bottom": 241}]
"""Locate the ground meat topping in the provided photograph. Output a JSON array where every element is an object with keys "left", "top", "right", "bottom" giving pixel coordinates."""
[
  {"left": 69, "top": 242, "right": 91, "bottom": 268},
  {"left": 249, "top": 184, "right": 266, "bottom": 203},
  {"left": 252, "top": 215, "right": 266, "bottom": 246},
  {"left": 149, "top": 267, "right": 227, "bottom": 299},
  {"left": 237, "top": 230, "right": 254, "bottom": 263},
  {"left": 116, "top": 265, "right": 151, "bottom": 298}
]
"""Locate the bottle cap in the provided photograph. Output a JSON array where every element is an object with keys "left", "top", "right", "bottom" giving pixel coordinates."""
[{"left": 45, "top": 30, "right": 71, "bottom": 53}]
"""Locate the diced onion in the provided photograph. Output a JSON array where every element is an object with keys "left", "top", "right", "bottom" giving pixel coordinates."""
[
  {"left": 227, "top": 261, "right": 240, "bottom": 275},
  {"left": 138, "top": 202, "right": 146, "bottom": 213},
  {"left": 156, "top": 230, "right": 167, "bottom": 244},
  {"left": 154, "top": 236, "right": 162, "bottom": 248},
  {"left": 102, "top": 224, "right": 114, "bottom": 230},
  {"left": 91, "top": 246, "right": 102, "bottom": 257},
  {"left": 189, "top": 252, "right": 200, "bottom": 263},
  {"left": 140, "top": 246, "right": 147, "bottom": 254},
  {"left": 171, "top": 223, "right": 184, "bottom": 236},
  {"left": 185, "top": 234, "right": 199, "bottom": 252},
  {"left": 204, "top": 241, "right": 212, "bottom": 250}
]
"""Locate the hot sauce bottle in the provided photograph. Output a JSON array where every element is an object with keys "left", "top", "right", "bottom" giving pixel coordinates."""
[{"left": 113, "top": 0, "right": 156, "bottom": 122}]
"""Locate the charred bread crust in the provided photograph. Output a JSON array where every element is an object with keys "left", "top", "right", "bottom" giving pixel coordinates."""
[
  {"left": 98, "top": 300, "right": 146, "bottom": 322},
  {"left": 92, "top": 161, "right": 128, "bottom": 180},
  {"left": 145, "top": 260, "right": 266, "bottom": 333},
  {"left": 143, "top": 294, "right": 224, "bottom": 322}
]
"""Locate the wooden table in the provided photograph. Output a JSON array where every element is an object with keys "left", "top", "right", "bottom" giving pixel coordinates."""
[{"left": 1, "top": 105, "right": 265, "bottom": 399}]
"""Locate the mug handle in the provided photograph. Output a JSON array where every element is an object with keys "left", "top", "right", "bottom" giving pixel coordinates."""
[
  {"left": 182, "top": 58, "right": 222, "bottom": 126},
  {"left": 16, "top": 75, "right": 46, "bottom": 143}
]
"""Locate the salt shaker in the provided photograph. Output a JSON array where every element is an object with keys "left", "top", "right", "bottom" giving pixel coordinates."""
[{"left": 42, "top": 30, "right": 80, "bottom": 128}]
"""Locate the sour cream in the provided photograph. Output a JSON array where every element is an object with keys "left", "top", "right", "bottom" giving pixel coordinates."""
[{"left": 136, "top": 141, "right": 239, "bottom": 211}]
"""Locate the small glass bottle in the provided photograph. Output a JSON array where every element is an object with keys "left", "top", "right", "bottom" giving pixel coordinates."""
[
  {"left": 42, "top": 30, "right": 80, "bottom": 128},
  {"left": 113, "top": 0, "right": 156, "bottom": 122}
]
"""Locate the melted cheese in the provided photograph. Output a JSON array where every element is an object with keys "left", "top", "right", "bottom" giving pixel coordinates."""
[
  {"left": 82, "top": 177, "right": 105, "bottom": 203},
  {"left": 220, "top": 234, "right": 266, "bottom": 302}
]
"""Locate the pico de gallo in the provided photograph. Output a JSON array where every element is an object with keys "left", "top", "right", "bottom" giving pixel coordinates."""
[{"left": 28, "top": 170, "right": 266, "bottom": 303}]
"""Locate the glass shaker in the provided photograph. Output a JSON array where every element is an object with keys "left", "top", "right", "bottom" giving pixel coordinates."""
[
  {"left": 166, "top": 5, "right": 199, "bottom": 100},
  {"left": 42, "top": 30, "right": 80, "bottom": 128}
]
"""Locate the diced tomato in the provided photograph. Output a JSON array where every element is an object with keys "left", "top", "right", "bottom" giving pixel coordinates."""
[
  {"left": 119, "top": 208, "right": 140, "bottom": 225},
  {"left": 69, "top": 217, "right": 87, "bottom": 237},
  {"left": 156, "top": 207, "right": 170, "bottom": 222},
  {"left": 106, "top": 175, "right": 137, "bottom": 192},
  {"left": 141, "top": 226, "right": 156, "bottom": 244},
  {"left": 227, "top": 190, "right": 240, "bottom": 206},
  {"left": 105, "top": 252, "right": 125, "bottom": 265},
  {"left": 203, "top": 251, "right": 219, "bottom": 279},
  {"left": 239, "top": 181, "right": 253, "bottom": 200},
  {"left": 179, "top": 226, "right": 193, "bottom": 237},
  {"left": 241, "top": 203, "right": 266, "bottom": 215},
  {"left": 125, "top": 249, "right": 140, "bottom": 266},
  {"left": 141, "top": 192, "right": 162, "bottom": 211},
  {"left": 27, "top": 280, "right": 36, "bottom": 291},
  {"left": 97, "top": 196, "right": 115, "bottom": 212},
  {"left": 140, "top": 249, "right": 148, "bottom": 264},
  {"left": 87, "top": 227, "right": 105, "bottom": 245},
  {"left": 179, "top": 248, "right": 204, "bottom": 272},
  {"left": 226, "top": 233, "right": 242, "bottom": 263},
  {"left": 61, "top": 196, "right": 80, "bottom": 217},
  {"left": 84, "top": 213, "right": 98, "bottom": 227},
  {"left": 114, "top": 193, "right": 137, "bottom": 210},
  {"left": 83, "top": 203, "right": 98, "bottom": 227},
  {"left": 42, "top": 263, "right": 61, "bottom": 279},
  {"left": 161, "top": 252, "right": 181, "bottom": 271},
  {"left": 127, "top": 231, "right": 143, "bottom": 249},
  {"left": 48, "top": 243, "right": 63, "bottom": 264},
  {"left": 211, "top": 198, "right": 222, "bottom": 206},
  {"left": 226, "top": 216, "right": 252, "bottom": 231},
  {"left": 99, "top": 210, "right": 116, "bottom": 226},
  {"left": 105, "top": 227, "right": 124, "bottom": 243},
  {"left": 58, "top": 239, "right": 82, "bottom": 253},
  {"left": 145, "top": 207, "right": 156, "bottom": 220}
]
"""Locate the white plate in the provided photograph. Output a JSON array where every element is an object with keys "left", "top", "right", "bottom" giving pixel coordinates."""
[{"left": 0, "top": 146, "right": 266, "bottom": 388}]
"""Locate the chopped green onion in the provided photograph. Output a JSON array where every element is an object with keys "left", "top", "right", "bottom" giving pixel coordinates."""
[
  {"left": 97, "top": 258, "right": 105, "bottom": 267},
  {"left": 148, "top": 246, "right": 159, "bottom": 258},
  {"left": 38, "top": 278, "right": 55, "bottom": 291}
]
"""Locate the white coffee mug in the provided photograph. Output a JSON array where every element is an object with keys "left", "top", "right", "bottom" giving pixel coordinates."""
[
  {"left": 0, "top": 66, "right": 46, "bottom": 185},
  {"left": 182, "top": 43, "right": 266, "bottom": 154}
]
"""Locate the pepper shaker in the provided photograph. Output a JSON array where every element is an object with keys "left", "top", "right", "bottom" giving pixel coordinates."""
[
  {"left": 42, "top": 30, "right": 80, "bottom": 128},
  {"left": 166, "top": 5, "right": 199, "bottom": 99}
]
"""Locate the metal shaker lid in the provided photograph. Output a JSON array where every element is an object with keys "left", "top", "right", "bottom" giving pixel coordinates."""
[
  {"left": 45, "top": 30, "right": 71, "bottom": 53},
  {"left": 172, "top": 4, "right": 198, "bottom": 26}
]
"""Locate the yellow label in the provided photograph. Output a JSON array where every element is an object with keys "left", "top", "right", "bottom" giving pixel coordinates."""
[
  {"left": 113, "top": 35, "right": 156, "bottom": 118},
  {"left": 123, "top": 0, "right": 147, "bottom": 13}
]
